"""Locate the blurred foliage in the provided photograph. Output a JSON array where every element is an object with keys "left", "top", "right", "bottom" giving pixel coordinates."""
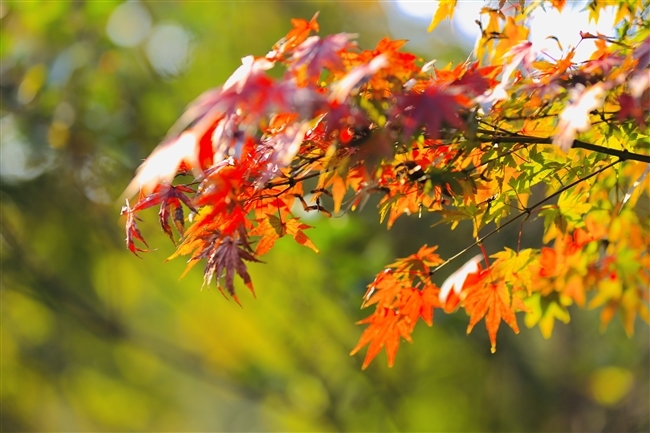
[{"left": 1, "top": 1, "right": 648, "bottom": 431}]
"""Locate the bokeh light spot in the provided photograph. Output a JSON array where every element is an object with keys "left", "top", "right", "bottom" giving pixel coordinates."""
[
  {"left": 145, "top": 23, "right": 193, "bottom": 77},
  {"left": 106, "top": 1, "right": 152, "bottom": 48},
  {"left": 590, "top": 366, "right": 633, "bottom": 406}
]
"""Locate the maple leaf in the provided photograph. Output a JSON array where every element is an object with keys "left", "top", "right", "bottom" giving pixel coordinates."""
[
  {"left": 250, "top": 214, "right": 319, "bottom": 256},
  {"left": 377, "top": 185, "right": 425, "bottom": 228},
  {"left": 479, "top": 40, "right": 536, "bottom": 107},
  {"left": 224, "top": 55, "right": 275, "bottom": 93},
  {"left": 538, "top": 247, "right": 560, "bottom": 278},
  {"left": 395, "top": 82, "right": 466, "bottom": 140},
  {"left": 170, "top": 56, "right": 280, "bottom": 137},
  {"left": 127, "top": 184, "right": 199, "bottom": 244},
  {"left": 463, "top": 270, "right": 520, "bottom": 353},
  {"left": 348, "top": 37, "right": 418, "bottom": 96},
  {"left": 428, "top": 0, "right": 457, "bottom": 32},
  {"left": 267, "top": 12, "right": 320, "bottom": 60},
  {"left": 288, "top": 33, "right": 356, "bottom": 83},
  {"left": 352, "top": 283, "right": 441, "bottom": 369},
  {"left": 261, "top": 121, "right": 311, "bottom": 168},
  {"left": 452, "top": 65, "right": 494, "bottom": 96},
  {"left": 399, "top": 285, "right": 442, "bottom": 327},
  {"left": 618, "top": 93, "right": 647, "bottom": 128},
  {"left": 632, "top": 36, "right": 650, "bottom": 71},
  {"left": 211, "top": 114, "right": 248, "bottom": 163},
  {"left": 352, "top": 248, "right": 445, "bottom": 369},
  {"left": 329, "top": 54, "right": 388, "bottom": 103},
  {"left": 387, "top": 244, "right": 443, "bottom": 275},
  {"left": 201, "top": 234, "right": 262, "bottom": 303},
  {"left": 495, "top": 16, "right": 530, "bottom": 59},
  {"left": 524, "top": 293, "right": 570, "bottom": 339},
  {"left": 167, "top": 87, "right": 224, "bottom": 138},
  {"left": 156, "top": 185, "right": 198, "bottom": 243},
  {"left": 350, "top": 307, "right": 403, "bottom": 369},
  {"left": 120, "top": 13, "right": 650, "bottom": 370},
  {"left": 122, "top": 57, "right": 282, "bottom": 200},
  {"left": 361, "top": 269, "right": 403, "bottom": 308},
  {"left": 120, "top": 200, "right": 149, "bottom": 257},
  {"left": 368, "top": 38, "right": 418, "bottom": 76},
  {"left": 490, "top": 248, "right": 538, "bottom": 295}
]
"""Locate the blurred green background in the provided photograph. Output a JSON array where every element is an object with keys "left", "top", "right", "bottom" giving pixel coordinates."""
[{"left": 1, "top": 1, "right": 648, "bottom": 431}]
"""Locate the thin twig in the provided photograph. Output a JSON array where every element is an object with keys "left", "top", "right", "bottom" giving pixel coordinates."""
[{"left": 428, "top": 159, "right": 621, "bottom": 276}]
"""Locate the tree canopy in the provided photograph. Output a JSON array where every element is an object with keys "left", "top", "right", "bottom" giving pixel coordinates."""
[{"left": 122, "top": 0, "right": 650, "bottom": 369}]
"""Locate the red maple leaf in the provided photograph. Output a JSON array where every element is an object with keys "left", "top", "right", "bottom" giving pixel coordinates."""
[
  {"left": 452, "top": 64, "right": 494, "bottom": 96},
  {"left": 201, "top": 234, "right": 262, "bottom": 304},
  {"left": 288, "top": 33, "right": 356, "bottom": 83},
  {"left": 120, "top": 200, "right": 148, "bottom": 257},
  {"left": 395, "top": 82, "right": 467, "bottom": 139},
  {"left": 157, "top": 186, "right": 198, "bottom": 243},
  {"left": 128, "top": 184, "right": 198, "bottom": 244},
  {"left": 618, "top": 93, "right": 647, "bottom": 128}
]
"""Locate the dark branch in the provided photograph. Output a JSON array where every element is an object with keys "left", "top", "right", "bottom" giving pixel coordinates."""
[
  {"left": 476, "top": 134, "right": 650, "bottom": 164},
  {"left": 429, "top": 159, "right": 621, "bottom": 276}
]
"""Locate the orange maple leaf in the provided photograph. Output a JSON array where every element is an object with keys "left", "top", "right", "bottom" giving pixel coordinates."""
[
  {"left": 250, "top": 214, "right": 319, "bottom": 256},
  {"left": 268, "top": 12, "right": 320, "bottom": 59},
  {"left": 353, "top": 251, "right": 443, "bottom": 369},
  {"left": 352, "top": 284, "right": 441, "bottom": 369},
  {"left": 351, "top": 307, "right": 404, "bottom": 369},
  {"left": 463, "top": 270, "right": 520, "bottom": 353},
  {"left": 399, "top": 285, "right": 441, "bottom": 327},
  {"left": 387, "top": 244, "right": 443, "bottom": 275},
  {"left": 361, "top": 269, "right": 403, "bottom": 308}
]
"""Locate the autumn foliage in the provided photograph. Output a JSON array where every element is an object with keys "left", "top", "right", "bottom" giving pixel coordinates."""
[{"left": 122, "top": 1, "right": 650, "bottom": 369}]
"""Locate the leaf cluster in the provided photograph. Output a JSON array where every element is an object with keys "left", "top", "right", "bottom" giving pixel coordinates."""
[{"left": 122, "top": 2, "right": 650, "bottom": 368}]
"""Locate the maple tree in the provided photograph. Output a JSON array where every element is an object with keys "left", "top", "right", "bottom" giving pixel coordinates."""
[{"left": 121, "top": 1, "right": 650, "bottom": 369}]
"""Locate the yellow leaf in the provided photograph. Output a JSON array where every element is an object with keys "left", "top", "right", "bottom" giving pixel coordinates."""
[
  {"left": 589, "top": 277, "right": 622, "bottom": 309},
  {"left": 614, "top": 2, "right": 629, "bottom": 25},
  {"left": 524, "top": 294, "right": 570, "bottom": 338},
  {"left": 588, "top": 0, "right": 603, "bottom": 24},
  {"left": 539, "top": 301, "right": 570, "bottom": 339},
  {"left": 428, "top": 0, "right": 457, "bottom": 32},
  {"left": 557, "top": 190, "right": 592, "bottom": 219},
  {"left": 494, "top": 16, "right": 529, "bottom": 62},
  {"left": 620, "top": 287, "right": 640, "bottom": 337}
]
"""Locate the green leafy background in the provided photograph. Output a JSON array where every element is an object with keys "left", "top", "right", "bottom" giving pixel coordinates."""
[{"left": 1, "top": 1, "right": 648, "bottom": 431}]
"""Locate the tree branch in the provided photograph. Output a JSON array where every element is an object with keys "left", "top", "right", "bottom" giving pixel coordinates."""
[
  {"left": 476, "top": 134, "right": 650, "bottom": 164},
  {"left": 429, "top": 159, "right": 621, "bottom": 276}
]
